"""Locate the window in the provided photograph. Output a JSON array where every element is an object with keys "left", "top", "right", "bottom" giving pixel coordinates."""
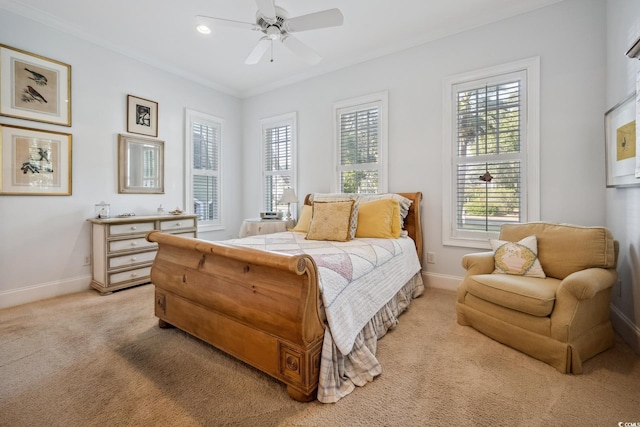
[
  {"left": 333, "top": 91, "right": 388, "bottom": 193},
  {"left": 185, "top": 109, "right": 223, "bottom": 231},
  {"left": 443, "top": 58, "right": 540, "bottom": 248},
  {"left": 260, "top": 113, "right": 296, "bottom": 214}
]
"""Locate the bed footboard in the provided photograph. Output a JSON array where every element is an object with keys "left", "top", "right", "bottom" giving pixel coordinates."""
[{"left": 146, "top": 231, "right": 326, "bottom": 401}]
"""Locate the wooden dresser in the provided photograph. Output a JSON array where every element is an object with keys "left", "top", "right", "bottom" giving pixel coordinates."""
[{"left": 88, "top": 214, "right": 198, "bottom": 294}]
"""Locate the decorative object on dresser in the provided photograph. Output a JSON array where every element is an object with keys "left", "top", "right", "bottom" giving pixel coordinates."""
[
  {"left": 0, "top": 44, "right": 72, "bottom": 126},
  {"left": 0, "top": 124, "right": 72, "bottom": 196},
  {"left": 88, "top": 214, "right": 197, "bottom": 295}
]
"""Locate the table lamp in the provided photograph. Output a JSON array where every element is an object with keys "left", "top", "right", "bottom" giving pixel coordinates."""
[{"left": 279, "top": 188, "right": 298, "bottom": 220}]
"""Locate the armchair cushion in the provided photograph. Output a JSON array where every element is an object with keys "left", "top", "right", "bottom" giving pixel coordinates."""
[{"left": 465, "top": 274, "right": 560, "bottom": 317}]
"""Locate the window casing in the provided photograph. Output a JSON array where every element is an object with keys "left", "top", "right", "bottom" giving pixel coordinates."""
[
  {"left": 443, "top": 58, "right": 540, "bottom": 249},
  {"left": 185, "top": 109, "right": 223, "bottom": 232},
  {"left": 333, "top": 91, "right": 388, "bottom": 193},
  {"left": 260, "top": 113, "right": 296, "bottom": 215}
]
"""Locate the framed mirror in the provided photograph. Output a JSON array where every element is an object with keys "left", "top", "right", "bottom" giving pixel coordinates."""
[{"left": 118, "top": 134, "right": 164, "bottom": 194}]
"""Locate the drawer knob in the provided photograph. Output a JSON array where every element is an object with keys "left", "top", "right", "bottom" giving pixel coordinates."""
[
  {"left": 131, "top": 226, "right": 137, "bottom": 230},
  {"left": 131, "top": 257, "right": 137, "bottom": 262},
  {"left": 175, "top": 222, "right": 181, "bottom": 226},
  {"left": 131, "top": 242, "right": 137, "bottom": 246},
  {"left": 131, "top": 273, "right": 138, "bottom": 277}
]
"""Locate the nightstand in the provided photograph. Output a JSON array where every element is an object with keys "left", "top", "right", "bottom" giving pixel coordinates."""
[{"left": 239, "top": 218, "right": 295, "bottom": 238}]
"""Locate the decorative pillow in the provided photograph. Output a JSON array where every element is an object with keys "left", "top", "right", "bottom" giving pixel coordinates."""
[
  {"left": 355, "top": 199, "right": 401, "bottom": 238},
  {"left": 306, "top": 200, "right": 355, "bottom": 242},
  {"left": 311, "top": 193, "right": 359, "bottom": 239},
  {"left": 289, "top": 205, "right": 312, "bottom": 232},
  {"left": 490, "top": 235, "right": 546, "bottom": 278},
  {"left": 356, "top": 193, "right": 412, "bottom": 227}
]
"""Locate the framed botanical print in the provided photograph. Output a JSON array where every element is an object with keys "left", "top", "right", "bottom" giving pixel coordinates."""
[
  {"left": 0, "top": 124, "right": 72, "bottom": 195},
  {"left": 605, "top": 92, "right": 638, "bottom": 187},
  {"left": 0, "top": 44, "right": 72, "bottom": 126},
  {"left": 127, "top": 95, "right": 158, "bottom": 137}
]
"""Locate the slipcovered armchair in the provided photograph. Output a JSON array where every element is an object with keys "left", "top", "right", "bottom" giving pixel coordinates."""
[{"left": 456, "top": 222, "right": 618, "bottom": 374}]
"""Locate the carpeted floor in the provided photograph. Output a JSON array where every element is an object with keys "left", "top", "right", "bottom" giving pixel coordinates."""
[{"left": 1, "top": 284, "right": 639, "bottom": 426}]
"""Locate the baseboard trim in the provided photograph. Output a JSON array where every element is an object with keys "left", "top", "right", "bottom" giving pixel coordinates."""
[
  {"left": 0, "top": 275, "right": 92, "bottom": 310},
  {"left": 610, "top": 304, "right": 640, "bottom": 355},
  {"left": 422, "top": 271, "right": 462, "bottom": 292}
]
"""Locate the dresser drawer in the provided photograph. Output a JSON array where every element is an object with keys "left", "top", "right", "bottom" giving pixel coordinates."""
[
  {"left": 109, "top": 222, "right": 155, "bottom": 236},
  {"left": 110, "top": 266, "right": 151, "bottom": 285},
  {"left": 109, "top": 237, "right": 157, "bottom": 252},
  {"left": 109, "top": 250, "right": 157, "bottom": 269},
  {"left": 160, "top": 218, "right": 196, "bottom": 231}
]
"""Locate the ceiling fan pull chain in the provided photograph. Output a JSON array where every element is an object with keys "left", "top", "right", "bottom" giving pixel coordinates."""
[{"left": 270, "top": 39, "right": 274, "bottom": 62}]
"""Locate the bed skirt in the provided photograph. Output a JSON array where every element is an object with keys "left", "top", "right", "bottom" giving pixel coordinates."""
[{"left": 317, "top": 272, "right": 424, "bottom": 403}]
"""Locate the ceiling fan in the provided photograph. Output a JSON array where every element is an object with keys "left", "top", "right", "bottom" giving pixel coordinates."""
[{"left": 196, "top": 0, "right": 344, "bottom": 65}]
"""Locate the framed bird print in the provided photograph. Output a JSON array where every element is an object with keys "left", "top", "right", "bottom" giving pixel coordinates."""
[
  {"left": 127, "top": 95, "right": 158, "bottom": 137},
  {"left": 0, "top": 124, "right": 72, "bottom": 195},
  {"left": 605, "top": 92, "right": 639, "bottom": 187},
  {"left": 0, "top": 44, "right": 72, "bottom": 127}
]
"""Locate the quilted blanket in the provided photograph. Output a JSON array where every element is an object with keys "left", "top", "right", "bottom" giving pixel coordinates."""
[{"left": 223, "top": 231, "right": 421, "bottom": 354}]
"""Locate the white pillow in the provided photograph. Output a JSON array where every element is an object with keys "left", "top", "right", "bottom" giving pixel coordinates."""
[{"left": 490, "top": 235, "right": 546, "bottom": 278}]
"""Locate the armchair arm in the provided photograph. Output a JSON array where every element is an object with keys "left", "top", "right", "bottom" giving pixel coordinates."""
[
  {"left": 557, "top": 268, "right": 618, "bottom": 301},
  {"left": 461, "top": 251, "right": 495, "bottom": 275}
]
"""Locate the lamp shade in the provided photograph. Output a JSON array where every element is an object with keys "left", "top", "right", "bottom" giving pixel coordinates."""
[{"left": 279, "top": 188, "right": 298, "bottom": 204}]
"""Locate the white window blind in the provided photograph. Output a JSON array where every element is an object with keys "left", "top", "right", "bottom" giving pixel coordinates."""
[
  {"left": 443, "top": 58, "right": 540, "bottom": 248},
  {"left": 334, "top": 91, "right": 388, "bottom": 193},
  {"left": 185, "top": 109, "right": 223, "bottom": 230},
  {"left": 455, "top": 80, "right": 522, "bottom": 233},
  {"left": 261, "top": 113, "right": 296, "bottom": 214}
]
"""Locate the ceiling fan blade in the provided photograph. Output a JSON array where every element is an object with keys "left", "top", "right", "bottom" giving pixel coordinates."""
[
  {"left": 284, "top": 8, "right": 344, "bottom": 33},
  {"left": 255, "top": 0, "right": 277, "bottom": 24},
  {"left": 196, "top": 15, "right": 258, "bottom": 30},
  {"left": 281, "top": 35, "right": 321, "bottom": 65},
  {"left": 245, "top": 37, "right": 271, "bottom": 65}
]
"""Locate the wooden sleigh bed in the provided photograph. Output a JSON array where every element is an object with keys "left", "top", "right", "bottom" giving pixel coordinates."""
[{"left": 146, "top": 192, "right": 423, "bottom": 402}]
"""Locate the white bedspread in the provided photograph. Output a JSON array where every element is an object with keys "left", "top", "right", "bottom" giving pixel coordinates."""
[{"left": 223, "top": 231, "right": 421, "bottom": 355}]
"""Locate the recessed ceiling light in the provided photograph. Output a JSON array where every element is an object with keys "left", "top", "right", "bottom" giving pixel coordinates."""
[{"left": 196, "top": 24, "right": 211, "bottom": 35}]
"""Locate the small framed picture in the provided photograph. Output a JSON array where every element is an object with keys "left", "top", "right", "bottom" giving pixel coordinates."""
[
  {"left": 605, "top": 92, "right": 638, "bottom": 187},
  {"left": 0, "top": 124, "right": 72, "bottom": 195},
  {"left": 0, "top": 44, "right": 72, "bottom": 127},
  {"left": 127, "top": 95, "right": 158, "bottom": 137}
]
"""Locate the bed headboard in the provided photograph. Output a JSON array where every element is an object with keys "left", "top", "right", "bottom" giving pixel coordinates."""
[{"left": 303, "top": 192, "right": 423, "bottom": 265}]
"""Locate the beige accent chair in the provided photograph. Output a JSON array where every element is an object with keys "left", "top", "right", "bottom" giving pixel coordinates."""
[{"left": 456, "top": 222, "right": 618, "bottom": 373}]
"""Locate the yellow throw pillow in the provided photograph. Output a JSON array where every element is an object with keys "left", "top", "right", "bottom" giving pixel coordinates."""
[
  {"left": 490, "top": 235, "right": 546, "bottom": 278},
  {"left": 355, "top": 199, "right": 401, "bottom": 238},
  {"left": 290, "top": 205, "right": 312, "bottom": 232},
  {"left": 306, "top": 200, "right": 354, "bottom": 242}
]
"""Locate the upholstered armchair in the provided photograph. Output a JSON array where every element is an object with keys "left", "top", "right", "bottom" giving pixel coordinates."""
[{"left": 456, "top": 222, "right": 618, "bottom": 374}]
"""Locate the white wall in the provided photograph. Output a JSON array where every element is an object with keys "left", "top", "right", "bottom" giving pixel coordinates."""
[
  {"left": 242, "top": 0, "right": 607, "bottom": 289},
  {"left": 0, "top": 10, "right": 243, "bottom": 308},
  {"left": 606, "top": 0, "right": 640, "bottom": 354}
]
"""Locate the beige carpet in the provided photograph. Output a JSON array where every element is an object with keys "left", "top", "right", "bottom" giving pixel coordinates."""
[{"left": 1, "top": 284, "right": 639, "bottom": 427}]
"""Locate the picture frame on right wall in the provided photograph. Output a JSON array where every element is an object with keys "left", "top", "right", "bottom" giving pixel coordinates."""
[{"left": 605, "top": 92, "right": 638, "bottom": 187}]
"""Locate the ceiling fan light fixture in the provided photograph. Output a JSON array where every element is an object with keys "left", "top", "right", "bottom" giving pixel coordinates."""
[{"left": 196, "top": 24, "right": 211, "bottom": 35}]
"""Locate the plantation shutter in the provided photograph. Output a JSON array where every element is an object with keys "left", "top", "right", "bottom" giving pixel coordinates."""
[
  {"left": 337, "top": 103, "right": 380, "bottom": 193},
  {"left": 454, "top": 76, "right": 525, "bottom": 233},
  {"left": 263, "top": 123, "right": 293, "bottom": 212},
  {"left": 192, "top": 122, "right": 219, "bottom": 222}
]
